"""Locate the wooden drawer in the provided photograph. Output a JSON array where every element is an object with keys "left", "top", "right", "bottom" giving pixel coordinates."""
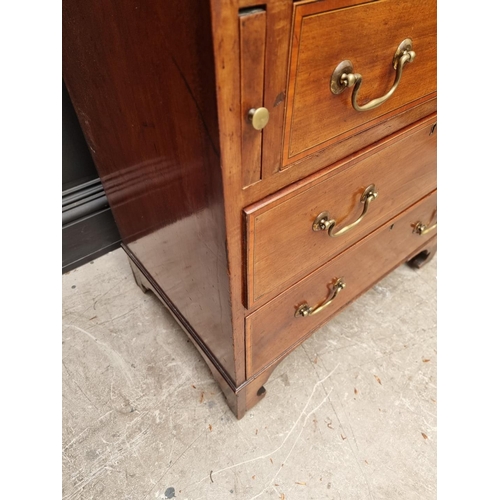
[
  {"left": 282, "top": 0, "right": 436, "bottom": 168},
  {"left": 244, "top": 117, "right": 436, "bottom": 308},
  {"left": 245, "top": 190, "right": 437, "bottom": 377}
]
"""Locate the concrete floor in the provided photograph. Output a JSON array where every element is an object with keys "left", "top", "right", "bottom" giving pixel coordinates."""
[{"left": 62, "top": 248, "right": 436, "bottom": 500}]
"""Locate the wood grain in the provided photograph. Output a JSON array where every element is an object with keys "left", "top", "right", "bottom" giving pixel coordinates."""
[
  {"left": 209, "top": 0, "right": 248, "bottom": 386},
  {"left": 246, "top": 189, "right": 437, "bottom": 377},
  {"left": 245, "top": 115, "right": 437, "bottom": 307},
  {"left": 260, "top": 0, "right": 294, "bottom": 177},
  {"left": 283, "top": 0, "right": 437, "bottom": 166},
  {"left": 240, "top": 8, "right": 266, "bottom": 188},
  {"left": 63, "top": 0, "right": 437, "bottom": 418},
  {"left": 63, "top": 0, "right": 238, "bottom": 382},
  {"left": 242, "top": 101, "right": 437, "bottom": 207}
]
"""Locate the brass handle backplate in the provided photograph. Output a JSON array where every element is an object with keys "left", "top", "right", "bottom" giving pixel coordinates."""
[
  {"left": 330, "top": 38, "right": 416, "bottom": 112},
  {"left": 295, "top": 278, "right": 346, "bottom": 317},
  {"left": 312, "top": 184, "right": 378, "bottom": 237},
  {"left": 414, "top": 221, "right": 437, "bottom": 235},
  {"left": 248, "top": 107, "right": 270, "bottom": 130}
]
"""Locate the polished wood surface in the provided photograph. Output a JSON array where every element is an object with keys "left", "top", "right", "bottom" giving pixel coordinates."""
[
  {"left": 260, "top": 0, "right": 294, "bottom": 177},
  {"left": 209, "top": 0, "right": 248, "bottom": 387},
  {"left": 63, "top": 0, "right": 238, "bottom": 382},
  {"left": 283, "top": 0, "right": 437, "bottom": 166},
  {"left": 240, "top": 8, "right": 266, "bottom": 188},
  {"left": 243, "top": 98, "right": 436, "bottom": 205},
  {"left": 63, "top": 0, "right": 437, "bottom": 418},
  {"left": 246, "top": 190, "right": 437, "bottom": 377},
  {"left": 245, "top": 116, "right": 437, "bottom": 307}
]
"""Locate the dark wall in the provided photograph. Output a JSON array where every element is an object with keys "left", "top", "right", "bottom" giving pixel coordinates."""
[
  {"left": 63, "top": 81, "right": 99, "bottom": 190},
  {"left": 62, "top": 81, "right": 121, "bottom": 273}
]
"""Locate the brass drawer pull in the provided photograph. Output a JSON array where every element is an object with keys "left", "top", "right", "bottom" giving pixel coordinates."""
[
  {"left": 330, "top": 38, "right": 416, "bottom": 112},
  {"left": 295, "top": 278, "right": 346, "bottom": 317},
  {"left": 312, "top": 184, "right": 378, "bottom": 237},
  {"left": 414, "top": 221, "right": 437, "bottom": 235}
]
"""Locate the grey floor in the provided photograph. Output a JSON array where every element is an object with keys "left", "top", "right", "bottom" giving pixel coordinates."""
[{"left": 62, "top": 248, "right": 437, "bottom": 500}]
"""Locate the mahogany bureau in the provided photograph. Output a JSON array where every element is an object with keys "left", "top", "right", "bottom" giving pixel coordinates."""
[{"left": 63, "top": 0, "right": 437, "bottom": 419}]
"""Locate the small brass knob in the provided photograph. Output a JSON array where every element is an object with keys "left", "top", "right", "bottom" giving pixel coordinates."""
[{"left": 248, "top": 107, "right": 270, "bottom": 131}]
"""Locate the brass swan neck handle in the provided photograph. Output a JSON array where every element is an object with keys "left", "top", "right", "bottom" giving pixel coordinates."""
[
  {"left": 330, "top": 39, "right": 416, "bottom": 112},
  {"left": 312, "top": 184, "right": 378, "bottom": 238},
  {"left": 414, "top": 221, "right": 437, "bottom": 235},
  {"left": 295, "top": 278, "right": 346, "bottom": 317}
]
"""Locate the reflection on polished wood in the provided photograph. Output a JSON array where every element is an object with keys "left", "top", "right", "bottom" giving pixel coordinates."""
[
  {"left": 63, "top": 0, "right": 437, "bottom": 419},
  {"left": 63, "top": 0, "right": 237, "bottom": 383}
]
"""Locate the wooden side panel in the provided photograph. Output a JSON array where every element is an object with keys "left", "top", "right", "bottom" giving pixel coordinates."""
[
  {"left": 240, "top": 9, "right": 267, "bottom": 188},
  {"left": 246, "top": 190, "right": 437, "bottom": 377},
  {"left": 63, "top": 0, "right": 238, "bottom": 382},
  {"left": 245, "top": 115, "right": 437, "bottom": 308}
]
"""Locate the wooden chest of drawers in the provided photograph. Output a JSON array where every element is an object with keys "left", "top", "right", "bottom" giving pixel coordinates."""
[{"left": 63, "top": 0, "right": 437, "bottom": 419}]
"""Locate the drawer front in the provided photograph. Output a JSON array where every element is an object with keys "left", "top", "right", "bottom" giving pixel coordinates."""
[
  {"left": 245, "top": 190, "right": 437, "bottom": 377},
  {"left": 244, "top": 117, "right": 436, "bottom": 308},
  {"left": 282, "top": 0, "right": 436, "bottom": 168}
]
